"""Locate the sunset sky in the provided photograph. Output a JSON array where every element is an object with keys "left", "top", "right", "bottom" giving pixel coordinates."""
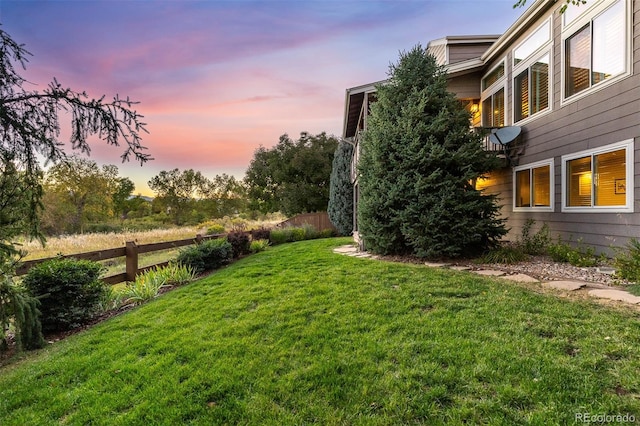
[{"left": 1, "top": 0, "right": 527, "bottom": 196}]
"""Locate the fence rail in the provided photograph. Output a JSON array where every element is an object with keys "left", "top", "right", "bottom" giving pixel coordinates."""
[{"left": 15, "top": 233, "right": 225, "bottom": 285}]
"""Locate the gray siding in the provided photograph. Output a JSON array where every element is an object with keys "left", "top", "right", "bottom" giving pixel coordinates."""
[
  {"left": 449, "top": 43, "right": 495, "bottom": 63},
  {"left": 428, "top": 43, "right": 447, "bottom": 66},
  {"left": 447, "top": 72, "right": 482, "bottom": 99},
  {"left": 479, "top": 0, "right": 640, "bottom": 254}
]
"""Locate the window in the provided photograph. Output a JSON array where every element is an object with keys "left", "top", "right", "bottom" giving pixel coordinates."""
[
  {"left": 564, "top": 0, "right": 627, "bottom": 99},
  {"left": 482, "top": 63, "right": 504, "bottom": 91},
  {"left": 481, "top": 60, "right": 507, "bottom": 127},
  {"left": 513, "top": 19, "right": 552, "bottom": 124},
  {"left": 514, "top": 54, "right": 550, "bottom": 122},
  {"left": 514, "top": 160, "right": 553, "bottom": 211},
  {"left": 514, "top": 20, "right": 551, "bottom": 66},
  {"left": 482, "top": 87, "right": 505, "bottom": 127},
  {"left": 561, "top": 140, "right": 634, "bottom": 212},
  {"left": 563, "top": 2, "right": 587, "bottom": 26}
]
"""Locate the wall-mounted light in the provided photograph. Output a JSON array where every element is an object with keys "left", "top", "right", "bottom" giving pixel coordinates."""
[{"left": 470, "top": 102, "right": 479, "bottom": 117}]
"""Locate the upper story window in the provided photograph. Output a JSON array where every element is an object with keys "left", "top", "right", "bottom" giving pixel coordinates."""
[
  {"left": 514, "top": 20, "right": 551, "bottom": 66},
  {"left": 513, "top": 19, "right": 552, "bottom": 124},
  {"left": 482, "top": 88, "right": 505, "bottom": 127},
  {"left": 514, "top": 54, "right": 550, "bottom": 123},
  {"left": 481, "top": 60, "right": 506, "bottom": 127},
  {"left": 563, "top": 0, "right": 627, "bottom": 100},
  {"left": 482, "top": 62, "right": 504, "bottom": 91},
  {"left": 561, "top": 139, "right": 634, "bottom": 213},
  {"left": 563, "top": 2, "right": 588, "bottom": 26}
]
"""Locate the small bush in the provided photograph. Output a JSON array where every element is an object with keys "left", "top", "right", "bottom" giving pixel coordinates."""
[
  {"left": 614, "top": 238, "right": 640, "bottom": 283},
  {"left": 115, "top": 264, "right": 195, "bottom": 307},
  {"left": 290, "top": 227, "right": 306, "bottom": 242},
  {"left": 519, "top": 219, "right": 550, "bottom": 255},
  {"left": 206, "top": 224, "right": 226, "bottom": 235},
  {"left": 22, "top": 258, "right": 108, "bottom": 333},
  {"left": 548, "top": 237, "right": 598, "bottom": 267},
  {"left": 479, "top": 244, "right": 528, "bottom": 264},
  {"left": 269, "top": 228, "right": 291, "bottom": 245},
  {"left": 176, "top": 238, "right": 232, "bottom": 274},
  {"left": 85, "top": 223, "right": 123, "bottom": 234},
  {"left": 301, "top": 224, "right": 320, "bottom": 240},
  {"left": 250, "top": 239, "right": 270, "bottom": 253},
  {"left": 320, "top": 228, "right": 338, "bottom": 238},
  {"left": 227, "top": 231, "right": 251, "bottom": 258},
  {"left": 270, "top": 226, "right": 335, "bottom": 245},
  {"left": 118, "top": 272, "right": 167, "bottom": 306},
  {"left": 250, "top": 227, "right": 271, "bottom": 242}
]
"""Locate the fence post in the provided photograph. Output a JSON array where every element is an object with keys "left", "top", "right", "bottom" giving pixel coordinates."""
[
  {"left": 195, "top": 234, "right": 203, "bottom": 244},
  {"left": 126, "top": 241, "right": 139, "bottom": 282}
]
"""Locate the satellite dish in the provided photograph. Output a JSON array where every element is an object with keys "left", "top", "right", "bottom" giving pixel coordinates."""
[{"left": 489, "top": 126, "right": 521, "bottom": 146}]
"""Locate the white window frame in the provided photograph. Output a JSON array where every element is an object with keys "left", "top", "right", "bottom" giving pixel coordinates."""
[
  {"left": 513, "top": 18, "right": 551, "bottom": 66},
  {"left": 561, "top": 139, "right": 634, "bottom": 213},
  {"left": 560, "top": 0, "right": 631, "bottom": 105},
  {"left": 512, "top": 19, "right": 553, "bottom": 125},
  {"left": 481, "top": 58, "right": 508, "bottom": 127},
  {"left": 513, "top": 159, "right": 555, "bottom": 212},
  {"left": 481, "top": 59, "right": 506, "bottom": 92}
]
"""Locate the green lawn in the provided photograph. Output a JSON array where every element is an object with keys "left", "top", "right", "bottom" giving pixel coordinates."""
[{"left": 2, "top": 238, "right": 640, "bottom": 425}]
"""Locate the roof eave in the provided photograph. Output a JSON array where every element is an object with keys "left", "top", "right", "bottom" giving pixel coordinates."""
[{"left": 444, "top": 58, "right": 484, "bottom": 77}]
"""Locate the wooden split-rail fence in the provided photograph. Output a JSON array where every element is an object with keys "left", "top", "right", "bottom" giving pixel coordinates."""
[{"left": 14, "top": 233, "right": 225, "bottom": 285}]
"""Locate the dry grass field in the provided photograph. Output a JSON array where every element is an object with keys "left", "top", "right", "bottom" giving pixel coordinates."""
[
  {"left": 19, "top": 215, "right": 285, "bottom": 261},
  {"left": 18, "top": 227, "right": 207, "bottom": 261}
]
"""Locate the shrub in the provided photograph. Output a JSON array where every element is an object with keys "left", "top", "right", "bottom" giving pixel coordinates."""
[
  {"left": 176, "top": 238, "right": 232, "bottom": 274},
  {"left": 1, "top": 264, "right": 45, "bottom": 351},
  {"left": 250, "top": 239, "right": 270, "bottom": 253},
  {"left": 227, "top": 231, "right": 251, "bottom": 258},
  {"left": 548, "top": 237, "right": 598, "bottom": 267},
  {"left": 301, "top": 224, "right": 320, "bottom": 240},
  {"left": 269, "top": 226, "right": 335, "bottom": 246},
  {"left": 22, "top": 258, "right": 108, "bottom": 333},
  {"left": 269, "top": 228, "right": 290, "bottom": 245},
  {"left": 115, "top": 264, "right": 195, "bottom": 307},
  {"left": 290, "top": 227, "right": 306, "bottom": 242},
  {"left": 518, "top": 219, "right": 551, "bottom": 255},
  {"left": 479, "top": 244, "right": 528, "bottom": 264},
  {"left": 85, "top": 223, "right": 123, "bottom": 234},
  {"left": 250, "top": 227, "right": 271, "bottom": 242},
  {"left": 614, "top": 238, "right": 640, "bottom": 283},
  {"left": 320, "top": 228, "right": 338, "bottom": 238},
  {"left": 206, "top": 224, "right": 226, "bottom": 235}
]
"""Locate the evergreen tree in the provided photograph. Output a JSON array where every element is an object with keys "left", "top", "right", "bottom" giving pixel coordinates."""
[
  {"left": 358, "top": 45, "right": 506, "bottom": 258},
  {"left": 328, "top": 141, "right": 354, "bottom": 236}
]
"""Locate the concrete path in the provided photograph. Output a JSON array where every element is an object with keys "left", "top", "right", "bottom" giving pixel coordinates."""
[{"left": 333, "top": 245, "right": 640, "bottom": 307}]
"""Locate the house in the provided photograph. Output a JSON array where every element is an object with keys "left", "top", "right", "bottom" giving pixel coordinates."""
[{"left": 343, "top": 0, "right": 638, "bottom": 254}]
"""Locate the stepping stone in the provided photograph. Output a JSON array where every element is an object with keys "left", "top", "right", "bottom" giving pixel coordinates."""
[
  {"left": 501, "top": 273, "right": 539, "bottom": 283},
  {"left": 424, "top": 262, "right": 450, "bottom": 268},
  {"left": 542, "top": 281, "right": 587, "bottom": 291},
  {"left": 596, "top": 267, "right": 616, "bottom": 275},
  {"left": 351, "top": 253, "right": 372, "bottom": 258},
  {"left": 449, "top": 265, "right": 472, "bottom": 271},
  {"left": 334, "top": 246, "right": 358, "bottom": 254},
  {"left": 474, "top": 269, "right": 506, "bottom": 277},
  {"left": 588, "top": 289, "right": 640, "bottom": 304}
]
